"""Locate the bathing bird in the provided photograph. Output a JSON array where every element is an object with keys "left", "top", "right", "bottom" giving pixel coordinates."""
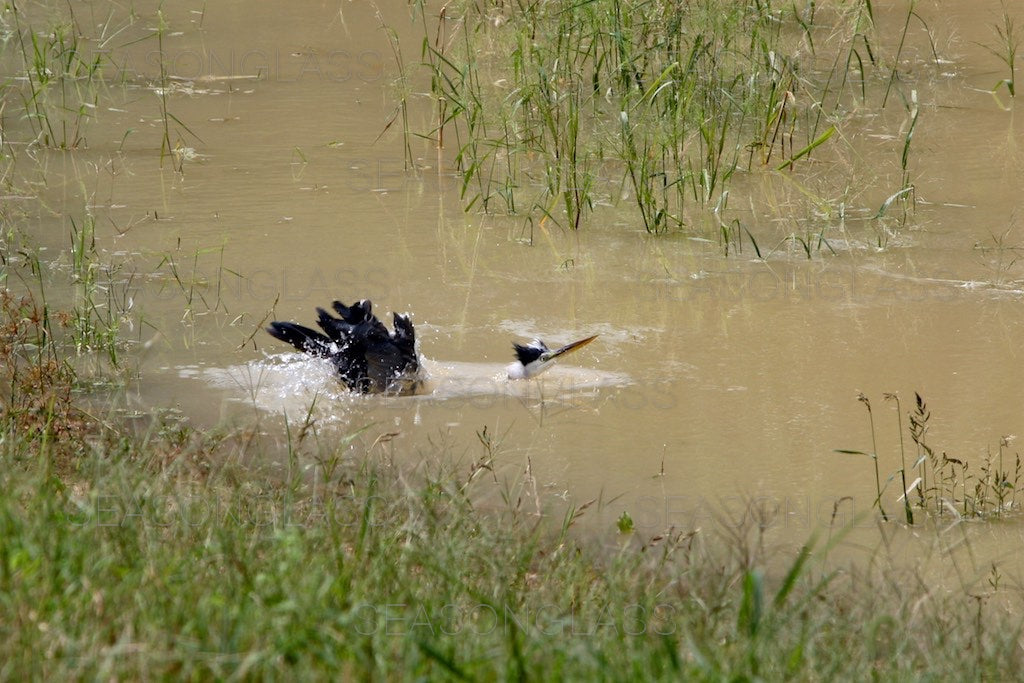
[
  {"left": 267, "top": 299, "right": 422, "bottom": 395},
  {"left": 266, "top": 298, "right": 597, "bottom": 394}
]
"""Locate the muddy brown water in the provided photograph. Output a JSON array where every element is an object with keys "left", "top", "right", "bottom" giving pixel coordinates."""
[{"left": 6, "top": 1, "right": 1024, "bottom": 582}]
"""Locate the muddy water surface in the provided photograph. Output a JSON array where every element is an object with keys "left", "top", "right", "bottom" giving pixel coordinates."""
[{"left": 8, "top": 1, "right": 1024, "bottom": 580}]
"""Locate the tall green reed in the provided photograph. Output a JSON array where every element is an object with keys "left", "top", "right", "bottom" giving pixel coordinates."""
[
  {"left": 150, "top": 6, "right": 201, "bottom": 171},
  {"left": 68, "top": 214, "right": 131, "bottom": 366},
  {"left": 415, "top": 0, "right": 886, "bottom": 238},
  {"left": 981, "top": 4, "right": 1019, "bottom": 98},
  {"left": 835, "top": 393, "right": 889, "bottom": 521}
]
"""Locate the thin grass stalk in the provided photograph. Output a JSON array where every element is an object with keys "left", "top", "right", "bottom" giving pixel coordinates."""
[
  {"left": 155, "top": 8, "right": 173, "bottom": 169},
  {"left": 881, "top": 0, "right": 915, "bottom": 108},
  {"left": 857, "top": 394, "right": 888, "bottom": 521},
  {"left": 884, "top": 393, "right": 913, "bottom": 524}
]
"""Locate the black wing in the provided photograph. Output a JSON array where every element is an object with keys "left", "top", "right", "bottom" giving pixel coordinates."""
[{"left": 267, "top": 299, "right": 421, "bottom": 394}]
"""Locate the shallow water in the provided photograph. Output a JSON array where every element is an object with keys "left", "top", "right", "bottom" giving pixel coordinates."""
[{"left": 6, "top": 0, "right": 1024, "bottom": 580}]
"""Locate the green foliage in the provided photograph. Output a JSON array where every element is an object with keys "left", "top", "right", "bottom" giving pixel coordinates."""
[
  {"left": 6, "top": 4, "right": 103, "bottom": 149},
  {"left": 980, "top": 3, "right": 1019, "bottom": 98},
  {"left": 417, "top": 0, "right": 882, "bottom": 236},
  {"left": 0, "top": 408, "right": 1021, "bottom": 679}
]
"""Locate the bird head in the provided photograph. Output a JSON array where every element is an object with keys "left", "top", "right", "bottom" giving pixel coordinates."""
[{"left": 507, "top": 335, "right": 598, "bottom": 379}]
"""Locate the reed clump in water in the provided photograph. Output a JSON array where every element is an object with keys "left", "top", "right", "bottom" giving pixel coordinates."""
[
  {"left": 839, "top": 392, "right": 1022, "bottom": 523},
  {"left": 5, "top": 2, "right": 103, "bottom": 149},
  {"left": 2, "top": 2, "right": 200, "bottom": 169},
  {"left": 415, "top": 0, "right": 895, "bottom": 237}
]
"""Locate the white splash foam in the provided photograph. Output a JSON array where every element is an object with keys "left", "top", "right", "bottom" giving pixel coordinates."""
[{"left": 184, "top": 354, "right": 632, "bottom": 421}]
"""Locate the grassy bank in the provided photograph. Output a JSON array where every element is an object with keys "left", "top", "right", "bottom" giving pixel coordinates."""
[
  {"left": 0, "top": 424, "right": 1022, "bottom": 678},
  {"left": 1, "top": 295, "right": 1022, "bottom": 678}
]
